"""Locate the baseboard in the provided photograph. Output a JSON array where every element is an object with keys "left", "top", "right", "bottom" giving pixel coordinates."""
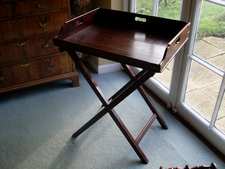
[{"left": 98, "top": 63, "right": 122, "bottom": 74}]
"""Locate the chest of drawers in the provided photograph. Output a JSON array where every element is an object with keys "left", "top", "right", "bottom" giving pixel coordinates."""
[{"left": 0, "top": 0, "right": 79, "bottom": 93}]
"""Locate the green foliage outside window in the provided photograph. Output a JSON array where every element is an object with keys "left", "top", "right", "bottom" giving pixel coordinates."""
[{"left": 136, "top": 0, "right": 225, "bottom": 38}]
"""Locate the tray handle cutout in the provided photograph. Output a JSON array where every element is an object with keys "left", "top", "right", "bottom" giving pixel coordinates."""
[
  {"left": 135, "top": 16, "right": 147, "bottom": 22},
  {"left": 175, "top": 37, "right": 181, "bottom": 45}
]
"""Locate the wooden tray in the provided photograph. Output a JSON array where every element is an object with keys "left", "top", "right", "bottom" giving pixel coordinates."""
[{"left": 54, "top": 8, "right": 190, "bottom": 72}]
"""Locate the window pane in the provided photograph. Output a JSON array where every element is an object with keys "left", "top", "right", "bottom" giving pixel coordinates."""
[
  {"left": 154, "top": 0, "right": 181, "bottom": 88},
  {"left": 136, "top": 0, "right": 153, "bottom": 15},
  {"left": 154, "top": 59, "right": 174, "bottom": 88},
  {"left": 216, "top": 94, "right": 225, "bottom": 133},
  {"left": 185, "top": 61, "right": 222, "bottom": 121},
  {"left": 195, "top": 37, "right": 225, "bottom": 72},
  {"left": 136, "top": 0, "right": 182, "bottom": 89},
  {"left": 194, "top": 1, "right": 225, "bottom": 71},
  {"left": 158, "top": 0, "right": 182, "bottom": 20}
]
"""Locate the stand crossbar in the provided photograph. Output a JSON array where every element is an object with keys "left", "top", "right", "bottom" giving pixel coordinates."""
[{"left": 68, "top": 51, "right": 168, "bottom": 164}]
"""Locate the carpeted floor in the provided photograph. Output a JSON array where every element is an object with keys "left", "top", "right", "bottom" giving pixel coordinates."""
[{"left": 0, "top": 71, "right": 225, "bottom": 169}]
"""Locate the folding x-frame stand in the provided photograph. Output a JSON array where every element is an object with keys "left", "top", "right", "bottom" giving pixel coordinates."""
[{"left": 69, "top": 51, "right": 168, "bottom": 164}]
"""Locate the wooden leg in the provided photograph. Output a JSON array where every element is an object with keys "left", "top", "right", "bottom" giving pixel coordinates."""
[
  {"left": 122, "top": 64, "right": 168, "bottom": 129},
  {"left": 137, "top": 85, "right": 168, "bottom": 129},
  {"left": 109, "top": 110, "right": 149, "bottom": 164},
  {"left": 68, "top": 51, "right": 161, "bottom": 164},
  {"left": 72, "top": 107, "right": 107, "bottom": 138}
]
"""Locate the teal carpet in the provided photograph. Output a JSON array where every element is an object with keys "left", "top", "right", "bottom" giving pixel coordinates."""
[{"left": 0, "top": 71, "right": 224, "bottom": 169}]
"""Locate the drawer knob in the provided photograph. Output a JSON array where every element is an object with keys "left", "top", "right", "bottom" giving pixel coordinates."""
[
  {"left": 20, "top": 63, "right": 30, "bottom": 68},
  {"left": 43, "top": 43, "right": 49, "bottom": 48},
  {"left": 39, "top": 22, "right": 48, "bottom": 32},
  {"left": 39, "top": 20, "right": 47, "bottom": 26},
  {"left": 37, "top": 3, "right": 47, "bottom": 9},
  {"left": 39, "top": 16, "right": 48, "bottom": 32},
  {"left": 43, "top": 41, "right": 50, "bottom": 48},
  {"left": 16, "top": 41, "right": 26, "bottom": 47},
  {"left": 42, "top": 39, "right": 53, "bottom": 48}
]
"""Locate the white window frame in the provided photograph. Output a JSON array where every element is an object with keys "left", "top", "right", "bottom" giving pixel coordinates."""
[
  {"left": 129, "top": 0, "right": 225, "bottom": 155},
  {"left": 174, "top": 0, "right": 225, "bottom": 154}
]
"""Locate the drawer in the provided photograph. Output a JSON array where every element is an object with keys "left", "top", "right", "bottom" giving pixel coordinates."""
[
  {"left": 25, "top": 33, "right": 59, "bottom": 59},
  {"left": 14, "top": 0, "right": 68, "bottom": 16},
  {"left": 0, "top": 40, "right": 28, "bottom": 66},
  {"left": 38, "top": 53, "right": 73, "bottom": 79},
  {"left": 0, "top": 33, "right": 59, "bottom": 66},
  {"left": 0, "top": 52, "right": 73, "bottom": 88},
  {"left": 26, "top": 53, "right": 73, "bottom": 81},
  {"left": 0, "top": 11, "right": 68, "bottom": 43},
  {"left": 0, "top": 62, "right": 30, "bottom": 88},
  {"left": 0, "top": 37, "right": 32, "bottom": 67}
]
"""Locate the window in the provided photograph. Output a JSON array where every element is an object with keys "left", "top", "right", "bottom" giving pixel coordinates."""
[
  {"left": 183, "top": 0, "right": 225, "bottom": 133},
  {"left": 136, "top": 0, "right": 182, "bottom": 89},
  {"left": 185, "top": 61, "right": 222, "bottom": 121},
  {"left": 132, "top": 0, "right": 225, "bottom": 154},
  {"left": 136, "top": 0, "right": 153, "bottom": 15}
]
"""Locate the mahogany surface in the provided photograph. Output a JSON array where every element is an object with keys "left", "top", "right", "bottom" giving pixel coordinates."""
[{"left": 54, "top": 8, "right": 190, "bottom": 72}]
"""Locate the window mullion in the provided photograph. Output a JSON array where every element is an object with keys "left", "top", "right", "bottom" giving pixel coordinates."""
[
  {"left": 210, "top": 75, "right": 225, "bottom": 128},
  {"left": 170, "top": 0, "right": 203, "bottom": 109},
  {"left": 129, "top": 0, "right": 136, "bottom": 12},
  {"left": 152, "top": 0, "right": 160, "bottom": 16},
  {"left": 206, "top": 0, "right": 225, "bottom": 7},
  {"left": 191, "top": 54, "right": 224, "bottom": 77}
]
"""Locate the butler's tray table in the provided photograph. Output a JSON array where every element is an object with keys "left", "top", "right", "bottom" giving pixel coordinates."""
[{"left": 53, "top": 8, "right": 190, "bottom": 164}]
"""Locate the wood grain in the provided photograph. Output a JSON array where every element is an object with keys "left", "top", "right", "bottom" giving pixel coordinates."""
[{"left": 54, "top": 8, "right": 190, "bottom": 72}]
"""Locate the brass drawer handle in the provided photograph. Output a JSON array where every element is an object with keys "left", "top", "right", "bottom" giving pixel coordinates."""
[
  {"left": 42, "top": 39, "right": 53, "bottom": 48},
  {"left": 20, "top": 63, "right": 30, "bottom": 68},
  {"left": 16, "top": 41, "right": 26, "bottom": 47},
  {"left": 39, "top": 16, "right": 48, "bottom": 32},
  {"left": 39, "top": 22, "right": 48, "bottom": 29},
  {"left": 43, "top": 41, "right": 50, "bottom": 48},
  {"left": 37, "top": 3, "right": 47, "bottom": 9}
]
